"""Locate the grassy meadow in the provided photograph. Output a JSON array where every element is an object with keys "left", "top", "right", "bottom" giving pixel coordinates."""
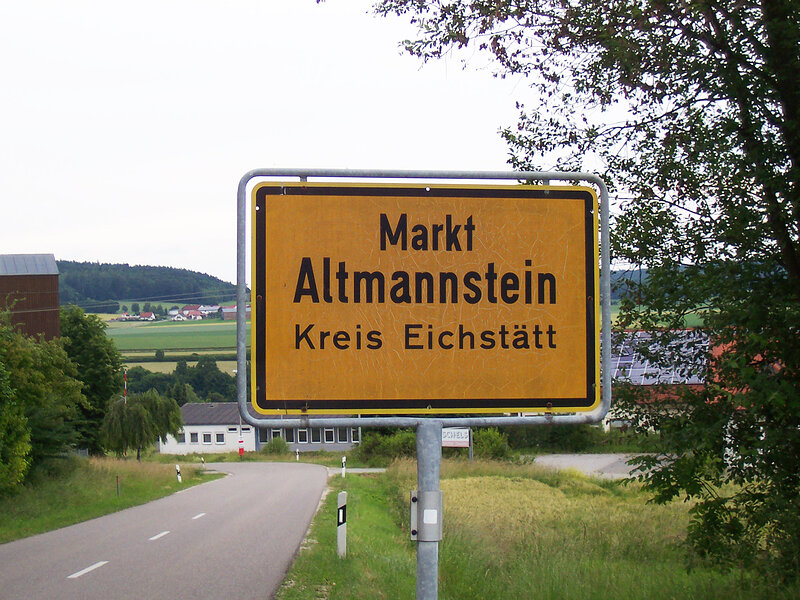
[
  {"left": 277, "top": 459, "right": 797, "bottom": 600},
  {"left": 107, "top": 319, "right": 244, "bottom": 352},
  {"left": 0, "top": 456, "right": 220, "bottom": 544}
]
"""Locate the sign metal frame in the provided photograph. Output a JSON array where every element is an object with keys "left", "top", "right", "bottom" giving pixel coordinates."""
[{"left": 236, "top": 169, "right": 611, "bottom": 600}]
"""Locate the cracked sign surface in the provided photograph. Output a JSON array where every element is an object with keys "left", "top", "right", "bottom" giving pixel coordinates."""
[{"left": 251, "top": 183, "right": 599, "bottom": 415}]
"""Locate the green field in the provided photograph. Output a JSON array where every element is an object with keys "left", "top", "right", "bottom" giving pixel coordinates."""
[
  {"left": 277, "top": 460, "right": 797, "bottom": 600},
  {"left": 107, "top": 319, "right": 248, "bottom": 352}
]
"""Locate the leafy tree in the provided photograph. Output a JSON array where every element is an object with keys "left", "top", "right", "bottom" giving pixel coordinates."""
[
  {"left": 0, "top": 360, "right": 31, "bottom": 495},
  {"left": 0, "top": 315, "right": 86, "bottom": 463},
  {"left": 102, "top": 390, "right": 181, "bottom": 460},
  {"left": 167, "top": 381, "right": 200, "bottom": 406},
  {"left": 125, "top": 366, "right": 174, "bottom": 396},
  {"left": 59, "top": 306, "right": 123, "bottom": 454},
  {"left": 131, "top": 302, "right": 140, "bottom": 314},
  {"left": 377, "top": 0, "right": 800, "bottom": 580},
  {"left": 174, "top": 359, "right": 189, "bottom": 381},
  {"left": 186, "top": 357, "right": 235, "bottom": 401},
  {"left": 121, "top": 305, "right": 128, "bottom": 313}
]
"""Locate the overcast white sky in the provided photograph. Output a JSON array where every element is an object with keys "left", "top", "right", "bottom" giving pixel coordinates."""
[{"left": 0, "top": 0, "right": 528, "bottom": 285}]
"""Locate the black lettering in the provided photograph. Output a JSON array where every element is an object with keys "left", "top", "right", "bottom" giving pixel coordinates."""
[
  {"left": 380, "top": 213, "right": 407, "bottom": 250},
  {"left": 465, "top": 216, "right": 475, "bottom": 251},
  {"left": 486, "top": 263, "right": 498, "bottom": 303},
  {"left": 319, "top": 329, "right": 331, "bottom": 349},
  {"left": 333, "top": 331, "right": 350, "bottom": 350},
  {"left": 294, "top": 258, "right": 319, "bottom": 303},
  {"left": 336, "top": 262, "right": 349, "bottom": 303},
  {"left": 547, "top": 325, "right": 557, "bottom": 348},
  {"left": 538, "top": 273, "right": 557, "bottom": 304},
  {"left": 439, "top": 330, "right": 453, "bottom": 350},
  {"left": 463, "top": 271, "right": 482, "bottom": 304},
  {"left": 390, "top": 272, "right": 412, "bottom": 303},
  {"left": 439, "top": 272, "right": 458, "bottom": 303},
  {"left": 532, "top": 324, "right": 543, "bottom": 349},
  {"left": 499, "top": 324, "right": 510, "bottom": 348},
  {"left": 512, "top": 326, "right": 530, "bottom": 349},
  {"left": 480, "top": 330, "right": 495, "bottom": 349},
  {"left": 353, "top": 271, "right": 385, "bottom": 303},
  {"left": 501, "top": 273, "right": 519, "bottom": 303},
  {"left": 415, "top": 272, "right": 434, "bottom": 303},
  {"left": 366, "top": 330, "right": 382, "bottom": 349},
  {"left": 405, "top": 323, "right": 423, "bottom": 349},
  {"left": 445, "top": 214, "right": 461, "bottom": 251},
  {"left": 458, "top": 325, "right": 475, "bottom": 349},
  {"left": 432, "top": 223, "right": 444, "bottom": 250},
  {"left": 411, "top": 224, "right": 428, "bottom": 250},
  {"left": 295, "top": 324, "right": 315, "bottom": 349}
]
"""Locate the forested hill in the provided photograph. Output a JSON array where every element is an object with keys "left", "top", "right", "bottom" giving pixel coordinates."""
[{"left": 57, "top": 261, "right": 236, "bottom": 312}]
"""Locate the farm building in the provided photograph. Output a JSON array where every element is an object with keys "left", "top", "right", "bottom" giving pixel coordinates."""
[
  {"left": 0, "top": 253, "right": 60, "bottom": 339},
  {"left": 159, "top": 402, "right": 361, "bottom": 455}
]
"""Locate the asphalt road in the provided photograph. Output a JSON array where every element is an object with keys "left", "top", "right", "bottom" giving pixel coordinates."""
[
  {"left": 532, "top": 453, "right": 643, "bottom": 479},
  {"left": 0, "top": 462, "right": 328, "bottom": 600}
]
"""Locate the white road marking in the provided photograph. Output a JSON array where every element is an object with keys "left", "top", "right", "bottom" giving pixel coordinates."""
[
  {"left": 192, "top": 513, "right": 206, "bottom": 520},
  {"left": 149, "top": 531, "right": 170, "bottom": 541},
  {"left": 67, "top": 561, "right": 108, "bottom": 579}
]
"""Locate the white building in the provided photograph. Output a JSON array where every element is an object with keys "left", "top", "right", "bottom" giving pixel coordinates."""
[
  {"left": 159, "top": 402, "right": 361, "bottom": 455},
  {"left": 159, "top": 402, "right": 257, "bottom": 455}
]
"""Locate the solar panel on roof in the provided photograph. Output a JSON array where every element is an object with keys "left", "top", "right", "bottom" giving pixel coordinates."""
[{"left": 607, "top": 330, "right": 707, "bottom": 385}]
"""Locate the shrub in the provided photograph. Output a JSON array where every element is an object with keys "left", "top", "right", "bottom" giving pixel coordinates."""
[
  {"left": 351, "top": 429, "right": 416, "bottom": 466},
  {"left": 260, "top": 437, "right": 289, "bottom": 455},
  {"left": 472, "top": 428, "right": 512, "bottom": 460}
]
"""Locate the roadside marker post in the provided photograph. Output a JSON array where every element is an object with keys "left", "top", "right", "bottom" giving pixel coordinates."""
[
  {"left": 236, "top": 169, "right": 611, "bottom": 600},
  {"left": 175, "top": 464, "right": 181, "bottom": 484},
  {"left": 337, "top": 491, "right": 347, "bottom": 558},
  {"left": 341, "top": 456, "right": 346, "bottom": 478}
]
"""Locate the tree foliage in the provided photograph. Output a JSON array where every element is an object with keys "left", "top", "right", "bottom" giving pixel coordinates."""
[
  {"left": 59, "top": 306, "right": 123, "bottom": 454},
  {"left": 125, "top": 358, "right": 236, "bottom": 402},
  {"left": 102, "top": 390, "right": 182, "bottom": 460},
  {"left": 57, "top": 261, "right": 236, "bottom": 312},
  {"left": 0, "top": 315, "right": 86, "bottom": 465},
  {"left": 376, "top": 0, "right": 800, "bottom": 580},
  {"left": 0, "top": 360, "right": 31, "bottom": 495}
]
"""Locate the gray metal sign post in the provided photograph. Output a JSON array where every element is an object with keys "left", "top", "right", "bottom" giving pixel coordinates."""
[{"left": 236, "top": 169, "right": 611, "bottom": 600}]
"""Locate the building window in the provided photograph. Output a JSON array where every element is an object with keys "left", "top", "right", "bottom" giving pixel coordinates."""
[
  {"left": 190, "top": 432, "right": 199, "bottom": 443},
  {"left": 336, "top": 427, "right": 348, "bottom": 443},
  {"left": 228, "top": 427, "right": 238, "bottom": 433},
  {"left": 324, "top": 428, "right": 335, "bottom": 443},
  {"left": 242, "top": 427, "right": 251, "bottom": 432},
  {"left": 297, "top": 429, "right": 308, "bottom": 443},
  {"left": 216, "top": 432, "right": 225, "bottom": 444},
  {"left": 311, "top": 428, "right": 322, "bottom": 443},
  {"left": 259, "top": 428, "right": 270, "bottom": 443},
  {"left": 285, "top": 428, "right": 295, "bottom": 443},
  {"left": 351, "top": 428, "right": 360, "bottom": 443},
  {"left": 271, "top": 429, "right": 282, "bottom": 440},
  {"left": 202, "top": 433, "right": 212, "bottom": 444},
  {"left": 177, "top": 432, "right": 186, "bottom": 444}
]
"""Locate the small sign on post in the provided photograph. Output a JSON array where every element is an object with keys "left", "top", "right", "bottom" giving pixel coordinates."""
[
  {"left": 337, "top": 491, "right": 347, "bottom": 558},
  {"left": 442, "top": 428, "right": 470, "bottom": 448},
  {"left": 175, "top": 464, "right": 182, "bottom": 483}
]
